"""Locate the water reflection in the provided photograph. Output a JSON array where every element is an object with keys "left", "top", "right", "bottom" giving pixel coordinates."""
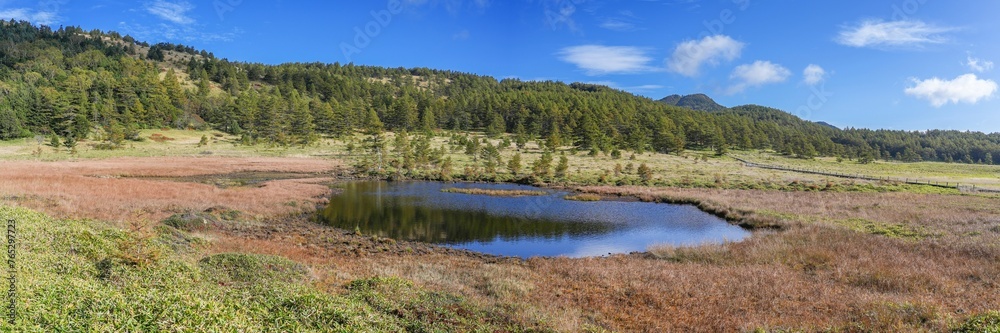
[{"left": 320, "top": 181, "right": 749, "bottom": 258}]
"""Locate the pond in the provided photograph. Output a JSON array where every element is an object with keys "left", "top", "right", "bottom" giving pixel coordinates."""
[{"left": 320, "top": 181, "right": 750, "bottom": 258}]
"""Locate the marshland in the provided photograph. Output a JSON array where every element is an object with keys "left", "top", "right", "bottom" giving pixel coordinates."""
[{"left": 1, "top": 128, "right": 998, "bottom": 331}]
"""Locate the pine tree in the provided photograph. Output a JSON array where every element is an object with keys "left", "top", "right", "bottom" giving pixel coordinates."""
[
  {"left": 49, "top": 134, "right": 60, "bottom": 149},
  {"left": 485, "top": 112, "right": 505, "bottom": 137},
  {"left": 162, "top": 68, "right": 186, "bottom": 109},
  {"left": 287, "top": 91, "right": 317, "bottom": 146},
  {"left": 389, "top": 94, "right": 418, "bottom": 130},
  {"left": 196, "top": 77, "right": 211, "bottom": 97},
  {"left": 532, "top": 152, "right": 553, "bottom": 179},
  {"left": 363, "top": 106, "right": 386, "bottom": 172},
  {"left": 545, "top": 125, "right": 562, "bottom": 151},
  {"left": 514, "top": 121, "right": 529, "bottom": 150},
  {"left": 481, "top": 143, "right": 501, "bottom": 175},
  {"left": 555, "top": 155, "right": 569, "bottom": 179},
  {"left": 439, "top": 156, "right": 453, "bottom": 181},
  {"left": 464, "top": 137, "right": 480, "bottom": 158},
  {"left": 637, "top": 163, "right": 653, "bottom": 184},
  {"left": 419, "top": 107, "right": 436, "bottom": 132},
  {"left": 508, "top": 152, "right": 522, "bottom": 176}
]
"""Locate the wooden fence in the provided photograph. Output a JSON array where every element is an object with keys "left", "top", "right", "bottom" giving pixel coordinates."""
[{"left": 730, "top": 156, "right": 1000, "bottom": 194}]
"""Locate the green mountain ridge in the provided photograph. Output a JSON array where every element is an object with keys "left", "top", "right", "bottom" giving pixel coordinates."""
[
  {"left": 0, "top": 20, "right": 998, "bottom": 164},
  {"left": 657, "top": 93, "right": 727, "bottom": 112}
]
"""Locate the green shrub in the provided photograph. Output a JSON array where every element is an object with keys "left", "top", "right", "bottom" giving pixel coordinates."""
[
  {"left": 198, "top": 253, "right": 311, "bottom": 286},
  {"left": 955, "top": 311, "right": 1000, "bottom": 333}
]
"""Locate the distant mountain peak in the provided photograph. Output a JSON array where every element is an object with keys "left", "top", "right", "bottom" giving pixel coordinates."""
[{"left": 657, "top": 93, "right": 726, "bottom": 112}]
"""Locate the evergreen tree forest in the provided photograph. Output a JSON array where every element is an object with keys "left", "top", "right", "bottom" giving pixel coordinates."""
[{"left": 1, "top": 21, "right": 999, "bottom": 164}]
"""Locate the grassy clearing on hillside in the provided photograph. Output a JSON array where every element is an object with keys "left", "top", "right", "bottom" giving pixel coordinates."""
[{"left": 0, "top": 205, "right": 550, "bottom": 331}]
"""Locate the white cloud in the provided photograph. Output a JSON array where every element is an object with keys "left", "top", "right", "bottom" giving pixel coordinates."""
[
  {"left": 803, "top": 64, "right": 826, "bottom": 86},
  {"left": 728, "top": 60, "right": 791, "bottom": 94},
  {"left": 966, "top": 56, "right": 994, "bottom": 73},
  {"left": 558, "top": 45, "right": 654, "bottom": 75},
  {"left": 904, "top": 74, "right": 997, "bottom": 107},
  {"left": 836, "top": 20, "right": 954, "bottom": 48},
  {"left": 666, "top": 35, "right": 744, "bottom": 77},
  {"left": 145, "top": 0, "right": 195, "bottom": 25},
  {"left": 600, "top": 10, "right": 643, "bottom": 32},
  {"left": 600, "top": 19, "right": 635, "bottom": 31},
  {"left": 0, "top": 8, "right": 59, "bottom": 25}
]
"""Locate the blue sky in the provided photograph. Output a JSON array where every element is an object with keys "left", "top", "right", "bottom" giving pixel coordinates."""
[{"left": 2, "top": 0, "right": 999, "bottom": 133}]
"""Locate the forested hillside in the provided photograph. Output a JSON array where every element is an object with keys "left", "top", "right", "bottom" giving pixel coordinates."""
[
  {"left": 658, "top": 93, "right": 726, "bottom": 112},
  {"left": 1, "top": 21, "right": 998, "bottom": 164}
]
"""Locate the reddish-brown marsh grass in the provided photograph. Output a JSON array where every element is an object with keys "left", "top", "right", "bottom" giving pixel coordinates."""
[
  {"left": 0, "top": 157, "right": 339, "bottom": 223},
  {"left": 207, "top": 209, "right": 1000, "bottom": 331},
  {"left": 4, "top": 158, "right": 999, "bottom": 331}
]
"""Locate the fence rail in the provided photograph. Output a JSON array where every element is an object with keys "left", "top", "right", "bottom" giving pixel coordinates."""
[{"left": 730, "top": 156, "right": 1000, "bottom": 194}]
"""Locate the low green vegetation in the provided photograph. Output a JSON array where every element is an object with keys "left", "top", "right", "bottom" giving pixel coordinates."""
[
  {"left": 442, "top": 187, "right": 548, "bottom": 197},
  {"left": 0, "top": 205, "right": 549, "bottom": 331},
  {"left": 954, "top": 311, "right": 1000, "bottom": 333},
  {"left": 835, "top": 218, "right": 938, "bottom": 240}
]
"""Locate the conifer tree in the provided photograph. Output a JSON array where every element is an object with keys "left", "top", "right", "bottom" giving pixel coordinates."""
[
  {"left": 508, "top": 152, "right": 522, "bottom": 176},
  {"left": 555, "top": 155, "right": 569, "bottom": 179},
  {"left": 532, "top": 152, "right": 553, "bottom": 179}
]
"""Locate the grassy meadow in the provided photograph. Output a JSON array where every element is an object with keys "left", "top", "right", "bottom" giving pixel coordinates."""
[{"left": 1, "top": 129, "right": 999, "bottom": 331}]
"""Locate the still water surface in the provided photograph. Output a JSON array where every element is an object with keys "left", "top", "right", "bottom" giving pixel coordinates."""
[{"left": 321, "top": 181, "right": 749, "bottom": 258}]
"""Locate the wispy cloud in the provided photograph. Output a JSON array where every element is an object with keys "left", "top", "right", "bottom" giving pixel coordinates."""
[
  {"left": 0, "top": 8, "right": 59, "bottom": 25},
  {"left": 558, "top": 45, "right": 655, "bottom": 76},
  {"left": 600, "top": 10, "right": 642, "bottom": 32},
  {"left": 966, "top": 56, "right": 994, "bottom": 73},
  {"left": 585, "top": 81, "right": 665, "bottom": 93},
  {"left": 728, "top": 60, "right": 790, "bottom": 94},
  {"left": 835, "top": 19, "right": 955, "bottom": 49},
  {"left": 403, "top": 0, "right": 492, "bottom": 14},
  {"left": 118, "top": 21, "right": 243, "bottom": 43},
  {"left": 803, "top": 64, "right": 826, "bottom": 86},
  {"left": 666, "top": 35, "right": 744, "bottom": 77},
  {"left": 600, "top": 19, "right": 635, "bottom": 31},
  {"left": 905, "top": 74, "right": 997, "bottom": 107},
  {"left": 145, "top": 0, "right": 195, "bottom": 25}
]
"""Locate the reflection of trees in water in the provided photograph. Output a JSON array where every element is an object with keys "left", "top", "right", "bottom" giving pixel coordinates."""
[{"left": 320, "top": 182, "right": 616, "bottom": 244}]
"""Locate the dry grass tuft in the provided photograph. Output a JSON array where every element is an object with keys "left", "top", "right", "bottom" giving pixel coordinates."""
[{"left": 563, "top": 193, "right": 602, "bottom": 201}]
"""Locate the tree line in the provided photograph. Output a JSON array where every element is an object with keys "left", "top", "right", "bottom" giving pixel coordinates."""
[{"left": 0, "top": 21, "right": 998, "bottom": 164}]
